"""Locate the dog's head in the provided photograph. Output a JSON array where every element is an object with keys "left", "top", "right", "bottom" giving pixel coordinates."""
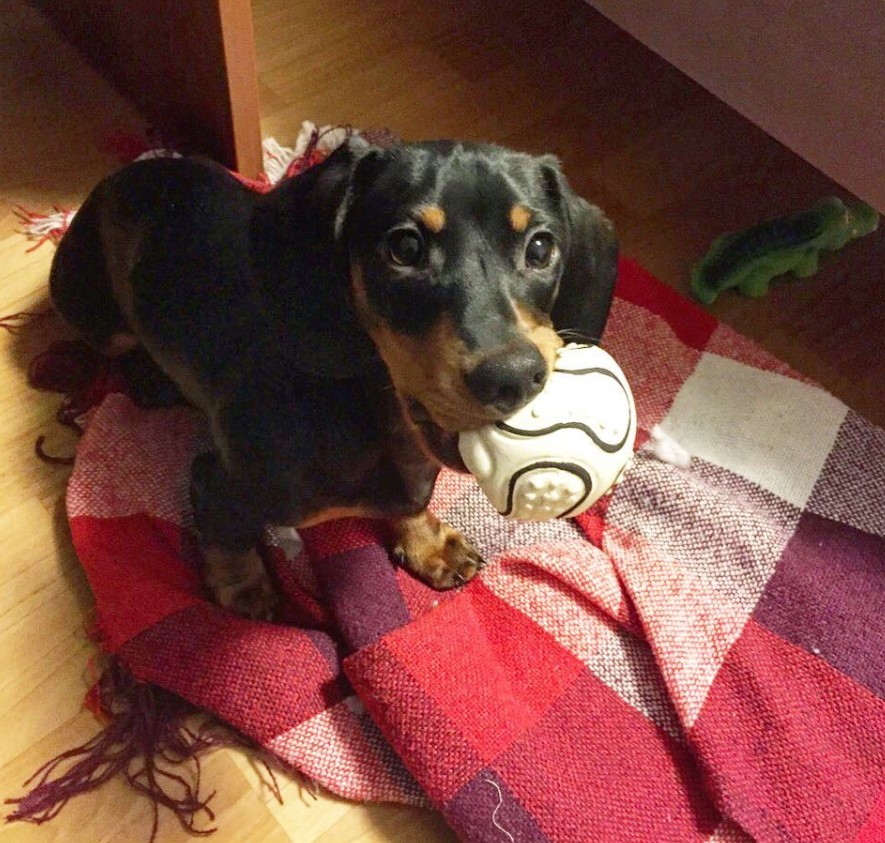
[{"left": 333, "top": 139, "right": 618, "bottom": 434}]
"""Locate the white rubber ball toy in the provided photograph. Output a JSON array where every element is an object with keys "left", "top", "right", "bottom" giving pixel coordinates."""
[{"left": 458, "top": 343, "right": 636, "bottom": 521}]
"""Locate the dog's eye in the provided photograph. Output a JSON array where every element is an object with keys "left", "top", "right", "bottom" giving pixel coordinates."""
[
  {"left": 525, "top": 232, "right": 556, "bottom": 269},
  {"left": 387, "top": 229, "right": 425, "bottom": 267}
]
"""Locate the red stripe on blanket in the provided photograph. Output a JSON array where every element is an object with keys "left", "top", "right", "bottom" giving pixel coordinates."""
[
  {"left": 574, "top": 495, "right": 611, "bottom": 548},
  {"left": 386, "top": 581, "right": 584, "bottom": 761},
  {"left": 120, "top": 602, "right": 347, "bottom": 743},
  {"left": 345, "top": 634, "right": 485, "bottom": 804},
  {"left": 345, "top": 581, "right": 585, "bottom": 802},
  {"left": 70, "top": 514, "right": 204, "bottom": 651},
  {"left": 615, "top": 258, "right": 717, "bottom": 351},
  {"left": 264, "top": 545, "right": 330, "bottom": 629},
  {"left": 691, "top": 619, "right": 885, "bottom": 842},
  {"left": 492, "top": 668, "right": 720, "bottom": 842}
]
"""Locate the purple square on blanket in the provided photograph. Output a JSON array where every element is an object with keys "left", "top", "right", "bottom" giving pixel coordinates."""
[
  {"left": 807, "top": 411, "right": 885, "bottom": 538},
  {"left": 446, "top": 771, "right": 550, "bottom": 843},
  {"left": 754, "top": 511, "right": 885, "bottom": 697},
  {"left": 489, "top": 670, "right": 718, "bottom": 841}
]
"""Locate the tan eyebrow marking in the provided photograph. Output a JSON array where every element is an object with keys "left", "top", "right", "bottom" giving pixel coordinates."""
[
  {"left": 418, "top": 205, "right": 446, "bottom": 233},
  {"left": 509, "top": 204, "right": 532, "bottom": 233}
]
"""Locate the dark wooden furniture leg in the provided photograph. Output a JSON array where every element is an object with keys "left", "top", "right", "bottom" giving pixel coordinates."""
[{"left": 43, "top": 0, "right": 263, "bottom": 176}]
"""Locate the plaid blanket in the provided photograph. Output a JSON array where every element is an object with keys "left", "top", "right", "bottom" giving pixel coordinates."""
[{"left": 62, "top": 258, "right": 885, "bottom": 842}]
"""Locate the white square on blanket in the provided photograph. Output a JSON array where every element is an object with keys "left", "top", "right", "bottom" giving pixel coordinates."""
[{"left": 661, "top": 353, "right": 847, "bottom": 508}]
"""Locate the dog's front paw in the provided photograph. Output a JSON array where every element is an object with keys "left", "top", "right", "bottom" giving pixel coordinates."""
[
  {"left": 202, "top": 546, "right": 278, "bottom": 621},
  {"left": 393, "top": 511, "right": 486, "bottom": 590}
]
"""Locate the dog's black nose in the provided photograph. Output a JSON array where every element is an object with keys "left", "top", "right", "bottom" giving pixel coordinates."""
[{"left": 465, "top": 345, "right": 548, "bottom": 415}]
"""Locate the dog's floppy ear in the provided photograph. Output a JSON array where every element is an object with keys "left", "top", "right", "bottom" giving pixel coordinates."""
[
  {"left": 540, "top": 158, "right": 618, "bottom": 344},
  {"left": 330, "top": 135, "right": 386, "bottom": 240}
]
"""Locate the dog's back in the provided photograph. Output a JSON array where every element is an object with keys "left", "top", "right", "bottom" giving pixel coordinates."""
[{"left": 49, "top": 156, "right": 263, "bottom": 406}]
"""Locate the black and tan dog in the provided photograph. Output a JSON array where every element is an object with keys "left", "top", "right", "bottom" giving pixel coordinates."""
[{"left": 49, "top": 137, "right": 617, "bottom": 618}]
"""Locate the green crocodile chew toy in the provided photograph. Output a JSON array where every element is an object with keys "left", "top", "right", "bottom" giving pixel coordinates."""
[{"left": 691, "top": 196, "right": 879, "bottom": 304}]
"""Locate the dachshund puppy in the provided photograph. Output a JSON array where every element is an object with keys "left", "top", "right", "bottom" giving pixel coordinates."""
[{"left": 49, "top": 138, "right": 618, "bottom": 618}]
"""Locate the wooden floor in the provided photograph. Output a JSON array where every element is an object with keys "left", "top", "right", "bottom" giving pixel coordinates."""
[{"left": 0, "top": 1, "right": 882, "bottom": 841}]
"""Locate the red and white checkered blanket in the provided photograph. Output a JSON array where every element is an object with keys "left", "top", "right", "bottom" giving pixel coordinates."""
[{"left": 60, "top": 257, "right": 885, "bottom": 842}]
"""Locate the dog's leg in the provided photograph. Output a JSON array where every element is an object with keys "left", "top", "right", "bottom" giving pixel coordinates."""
[
  {"left": 392, "top": 509, "right": 485, "bottom": 590},
  {"left": 190, "top": 451, "right": 278, "bottom": 620},
  {"left": 201, "top": 545, "right": 277, "bottom": 621}
]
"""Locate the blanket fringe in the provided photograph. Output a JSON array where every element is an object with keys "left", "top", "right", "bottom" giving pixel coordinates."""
[
  {"left": 4, "top": 659, "right": 285, "bottom": 843},
  {"left": 0, "top": 308, "right": 51, "bottom": 334},
  {"left": 13, "top": 206, "right": 77, "bottom": 251},
  {"left": 25, "top": 340, "right": 121, "bottom": 462}
]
